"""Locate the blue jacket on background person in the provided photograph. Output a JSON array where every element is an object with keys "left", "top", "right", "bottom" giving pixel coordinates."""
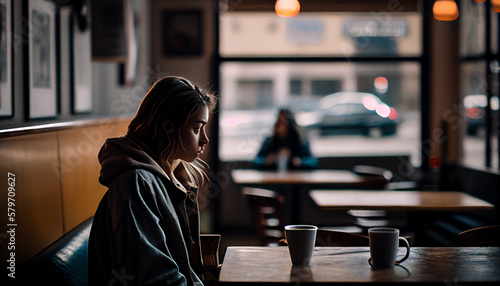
[{"left": 253, "top": 108, "right": 318, "bottom": 170}]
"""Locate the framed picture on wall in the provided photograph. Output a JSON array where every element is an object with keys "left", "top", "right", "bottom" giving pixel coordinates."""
[
  {"left": 0, "top": 0, "right": 13, "bottom": 118},
  {"left": 162, "top": 10, "right": 203, "bottom": 56},
  {"left": 70, "top": 3, "right": 93, "bottom": 114},
  {"left": 26, "top": 0, "right": 58, "bottom": 119}
]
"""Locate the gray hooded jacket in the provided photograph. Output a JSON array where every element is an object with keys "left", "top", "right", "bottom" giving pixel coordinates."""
[{"left": 88, "top": 133, "right": 203, "bottom": 286}]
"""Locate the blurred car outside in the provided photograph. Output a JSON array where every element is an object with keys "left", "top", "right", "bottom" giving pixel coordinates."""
[
  {"left": 220, "top": 92, "right": 399, "bottom": 138},
  {"left": 219, "top": 96, "right": 323, "bottom": 138},
  {"left": 295, "top": 91, "right": 398, "bottom": 136},
  {"left": 463, "top": 94, "right": 499, "bottom": 137}
]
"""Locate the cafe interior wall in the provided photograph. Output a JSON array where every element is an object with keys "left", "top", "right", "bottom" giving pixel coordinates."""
[
  {"left": 0, "top": 0, "right": 221, "bottom": 266},
  {"left": 0, "top": 0, "right": 153, "bottom": 129},
  {"left": 0, "top": 0, "right": 154, "bottom": 265}
]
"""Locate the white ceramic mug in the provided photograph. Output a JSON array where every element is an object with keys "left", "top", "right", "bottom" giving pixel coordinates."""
[
  {"left": 368, "top": 227, "right": 410, "bottom": 268},
  {"left": 284, "top": 225, "right": 318, "bottom": 267}
]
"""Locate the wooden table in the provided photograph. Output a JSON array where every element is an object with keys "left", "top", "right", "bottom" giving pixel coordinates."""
[
  {"left": 309, "top": 190, "right": 495, "bottom": 245},
  {"left": 232, "top": 169, "right": 386, "bottom": 223},
  {"left": 231, "top": 169, "right": 384, "bottom": 188},
  {"left": 219, "top": 246, "right": 500, "bottom": 285},
  {"left": 309, "top": 190, "right": 495, "bottom": 211}
]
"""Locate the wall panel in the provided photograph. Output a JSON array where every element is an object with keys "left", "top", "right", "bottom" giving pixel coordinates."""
[
  {"left": 59, "top": 120, "right": 129, "bottom": 232},
  {"left": 0, "top": 133, "right": 64, "bottom": 264},
  {"left": 0, "top": 119, "right": 130, "bottom": 267}
]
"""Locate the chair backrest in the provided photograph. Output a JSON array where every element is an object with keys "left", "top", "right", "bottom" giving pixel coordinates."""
[
  {"left": 316, "top": 229, "right": 370, "bottom": 246},
  {"left": 18, "top": 217, "right": 93, "bottom": 286},
  {"left": 241, "top": 187, "right": 287, "bottom": 245},
  {"left": 459, "top": 225, "right": 500, "bottom": 246},
  {"left": 352, "top": 165, "right": 393, "bottom": 189},
  {"left": 353, "top": 165, "right": 393, "bottom": 181},
  {"left": 200, "top": 234, "right": 221, "bottom": 268}
]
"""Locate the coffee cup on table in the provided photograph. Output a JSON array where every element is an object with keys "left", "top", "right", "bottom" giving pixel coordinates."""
[
  {"left": 284, "top": 225, "right": 317, "bottom": 267},
  {"left": 368, "top": 227, "right": 410, "bottom": 268}
]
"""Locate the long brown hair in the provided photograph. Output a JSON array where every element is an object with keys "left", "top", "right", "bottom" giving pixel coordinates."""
[{"left": 128, "top": 76, "right": 217, "bottom": 185}]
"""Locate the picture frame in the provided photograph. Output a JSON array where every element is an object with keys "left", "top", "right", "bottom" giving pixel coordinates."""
[
  {"left": 26, "top": 0, "right": 58, "bottom": 119},
  {"left": 162, "top": 10, "right": 203, "bottom": 56},
  {"left": 70, "top": 4, "right": 92, "bottom": 114},
  {"left": 0, "top": 0, "right": 13, "bottom": 118}
]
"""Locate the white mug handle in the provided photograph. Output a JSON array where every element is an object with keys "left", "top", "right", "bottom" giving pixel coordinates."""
[{"left": 395, "top": 237, "right": 410, "bottom": 265}]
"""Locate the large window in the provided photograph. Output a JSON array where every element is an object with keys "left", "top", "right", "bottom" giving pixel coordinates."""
[
  {"left": 218, "top": 6, "right": 423, "bottom": 166},
  {"left": 219, "top": 62, "right": 420, "bottom": 163},
  {"left": 459, "top": 0, "right": 499, "bottom": 169}
]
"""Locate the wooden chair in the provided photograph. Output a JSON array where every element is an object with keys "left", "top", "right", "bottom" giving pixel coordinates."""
[
  {"left": 241, "top": 187, "right": 287, "bottom": 246},
  {"left": 353, "top": 165, "right": 393, "bottom": 183},
  {"left": 200, "top": 234, "right": 222, "bottom": 284},
  {"left": 349, "top": 165, "right": 393, "bottom": 229},
  {"left": 316, "top": 228, "right": 369, "bottom": 246},
  {"left": 349, "top": 165, "right": 413, "bottom": 234},
  {"left": 352, "top": 164, "right": 419, "bottom": 190},
  {"left": 200, "top": 234, "right": 221, "bottom": 268},
  {"left": 459, "top": 225, "right": 500, "bottom": 246}
]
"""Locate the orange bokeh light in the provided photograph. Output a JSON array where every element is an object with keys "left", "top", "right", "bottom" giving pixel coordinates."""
[
  {"left": 493, "top": 0, "right": 500, "bottom": 12},
  {"left": 275, "top": 0, "right": 300, "bottom": 17},
  {"left": 433, "top": 0, "right": 459, "bottom": 21}
]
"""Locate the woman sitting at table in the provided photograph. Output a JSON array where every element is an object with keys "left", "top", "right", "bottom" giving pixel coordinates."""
[
  {"left": 88, "top": 76, "right": 217, "bottom": 286},
  {"left": 254, "top": 108, "right": 318, "bottom": 170}
]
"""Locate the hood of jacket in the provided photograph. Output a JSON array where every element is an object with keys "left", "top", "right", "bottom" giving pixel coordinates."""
[{"left": 98, "top": 134, "right": 168, "bottom": 187}]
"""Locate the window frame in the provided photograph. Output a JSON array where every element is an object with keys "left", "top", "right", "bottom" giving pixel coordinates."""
[
  {"left": 459, "top": 0, "right": 500, "bottom": 169},
  {"left": 213, "top": 1, "right": 431, "bottom": 170}
]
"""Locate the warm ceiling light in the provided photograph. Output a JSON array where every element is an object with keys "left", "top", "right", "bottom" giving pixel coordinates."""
[
  {"left": 433, "top": 0, "right": 459, "bottom": 21},
  {"left": 275, "top": 0, "right": 300, "bottom": 17},
  {"left": 493, "top": 0, "right": 500, "bottom": 12}
]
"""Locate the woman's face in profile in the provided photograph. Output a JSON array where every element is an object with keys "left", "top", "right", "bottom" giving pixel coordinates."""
[{"left": 174, "top": 105, "right": 210, "bottom": 162}]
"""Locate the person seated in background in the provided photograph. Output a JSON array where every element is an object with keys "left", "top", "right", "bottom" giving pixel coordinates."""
[{"left": 254, "top": 108, "right": 318, "bottom": 170}]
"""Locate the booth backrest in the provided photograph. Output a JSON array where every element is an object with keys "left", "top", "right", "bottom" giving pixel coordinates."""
[{"left": 18, "top": 217, "right": 93, "bottom": 286}]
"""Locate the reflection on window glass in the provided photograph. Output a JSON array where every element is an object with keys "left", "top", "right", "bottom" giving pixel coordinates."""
[
  {"left": 290, "top": 80, "right": 302, "bottom": 95},
  {"left": 490, "top": 87, "right": 499, "bottom": 168},
  {"left": 461, "top": 61, "right": 487, "bottom": 168},
  {"left": 235, "top": 80, "right": 273, "bottom": 109},
  {"left": 459, "top": 0, "right": 486, "bottom": 57},
  {"left": 311, "top": 80, "right": 341, "bottom": 95},
  {"left": 219, "top": 62, "right": 421, "bottom": 164},
  {"left": 490, "top": 6, "right": 499, "bottom": 55},
  {"left": 492, "top": 101, "right": 499, "bottom": 168},
  {"left": 219, "top": 12, "right": 422, "bottom": 57}
]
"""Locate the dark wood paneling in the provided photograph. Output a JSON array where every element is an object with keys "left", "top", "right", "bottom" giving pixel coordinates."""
[
  {"left": 0, "top": 119, "right": 130, "bottom": 266},
  {"left": 0, "top": 133, "right": 64, "bottom": 264},
  {"left": 59, "top": 121, "right": 129, "bottom": 232}
]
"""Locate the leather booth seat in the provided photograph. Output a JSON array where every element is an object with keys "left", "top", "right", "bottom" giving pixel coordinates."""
[{"left": 18, "top": 217, "right": 93, "bottom": 286}]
